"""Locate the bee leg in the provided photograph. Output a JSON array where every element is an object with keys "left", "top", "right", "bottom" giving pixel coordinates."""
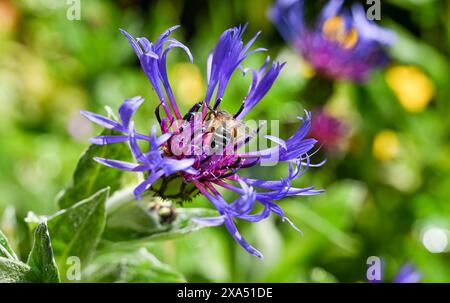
[
  {"left": 155, "top": 102, "right": 163, "bottom": 124},
  {"left": 200, "top": 155, "right": 212, "bottom": 164},
  {"left": 226, "top": 157, "right": 242, "bottom": 169},
  {"left": 213, "top": 98, "right": 223, "bottom": 110},
  {"left": 220, "top": 169, "right": 239, "bottom": 179},
  {"left": 183, "top": 101, "right": 203, "bottom": 121},
  {"left": 239, "top": 158, "right": 260, "bottom": 168},
  {"left": 221, "top": 157, "right": 242, "bottom": 171},
  {"left": 233, "top": 99, "right": 246, "bottom": 118},
  {"left": 190, "top": 124, "right": 205, "bottom": 141}
]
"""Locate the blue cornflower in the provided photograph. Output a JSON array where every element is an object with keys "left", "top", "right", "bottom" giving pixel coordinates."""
[{"left": 81, "top": 25, "right": 323, "bottom": 259}]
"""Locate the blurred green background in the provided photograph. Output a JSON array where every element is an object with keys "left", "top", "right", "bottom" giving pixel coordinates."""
[{"left": 0, "top": 0, "right": 449, "bottom": 282}]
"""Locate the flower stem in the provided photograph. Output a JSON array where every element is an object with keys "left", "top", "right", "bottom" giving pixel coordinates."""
[{"left": 105, "top": 186, "right": 140, "bottom": 214}]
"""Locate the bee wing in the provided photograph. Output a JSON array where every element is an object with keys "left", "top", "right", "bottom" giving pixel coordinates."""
[{"left": 233, "top": 121, "right": 255, "bottom": 145}]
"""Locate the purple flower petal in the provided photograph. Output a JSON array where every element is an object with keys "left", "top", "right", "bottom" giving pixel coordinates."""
[
  {"left": 224, "top": 216, "right": 264, "bottom": 259},
  {"left": 229, "top": 184, "right": 256, "bottom": 215},
  {"left": 319, "top": 0, "right": 344, "bottom": 22},
  {"left": 236, "top": 204, "right": 271, "bottom": 222},
  {"left": 119, "top": 28, "right": 144, "bottom": 57},
  {"left": 351, "top": 4, "right": 396, "bottom": 45},
  {"left": 93, "top": 157, "right": 148, "bottom": 172},
  {"left": 205, "top": 24, "right": 266, "bottom": 104},
  {"left": 128, "top": 122, "right": 147, "bottom": 163},
  {"left": 192, "top": 216, "right": 226, "bottom": 227},
  {"left": 265, "top": 135, "right": 287, "bottom": 150},
  {"left": 165, "top": 38, "right": 194, "bottom": 63},
  {"left": 242, "top": 111, "right": 315, "bottom": 163},
  {"left": 156, "top": 25, "right": 181, "bottom": 48},
  {"left": 162, "top": 158, "right": 196, "bottom": 175},
  {"left": 136, "top": 37, "right": 158, "bottom": 57},
  {"left": 134, "top": 170, "right": 165, "bottom": 199},
  {"left": 268, "top": 0, "right": 305, "bottom": 43},
  {"left": 236, "top": 60, "right": 284, "bottom": 119},
  {"left": 155, "top": 133, "right": 172, "bottom": 146},
  {"left": 89, "top": 135, "right": 129, "bottom": 145},
  {"left": 80, "top": 110, "right": 123, "bottom": 132},
  {"left": 118, "top": 96, "right": 144, "bottom": 128}
]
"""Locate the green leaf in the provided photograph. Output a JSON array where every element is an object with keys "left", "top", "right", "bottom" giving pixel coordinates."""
[
  {"left": 47, "top": 188, "right": 109, "bottom": 281},
  {"left": 103, "top": 199, "right": 218, "bottom": 242},
  {"left": 26, "top": 222, "right": 60, "bottom": 283},
  {"left": 57, "top": 129, "right": 129, "bottom": 209},
  {"left": 83, "top": 247, "right": 185, "bottom": 282},
  {"left": 0, "top": 257, "right": 32, "bottom": 283},
  {"left": 0, "top": 229, "right": 18, "bottom": 260},
  {"left": 143, "top": 207, "right": 219, "bottom": 241}
]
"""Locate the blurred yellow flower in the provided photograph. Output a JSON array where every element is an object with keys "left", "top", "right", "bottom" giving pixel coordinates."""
[
  {"left": 373, "top": 130, "right": 399, "bottom": 161},
  {"left": 170, "top": 63, "right": 204, "bottom": 106},
  {"left": 386, "top": 65, "right": 435, "bottom": 113}
]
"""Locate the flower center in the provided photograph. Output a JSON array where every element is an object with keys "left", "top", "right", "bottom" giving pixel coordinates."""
[
  {"left": 322, "top": 16, "right": 358, "bottom": 49},
  {"left": 150, "top": 173, "right": 200, "bottom": 203}
]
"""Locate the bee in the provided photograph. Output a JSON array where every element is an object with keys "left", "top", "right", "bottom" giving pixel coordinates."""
[
  {"left": 206, "top": 108, "right": 247, "bottom": 151},
  {"left": 149, "top": 200, "right": 177, "bottom": 224}
]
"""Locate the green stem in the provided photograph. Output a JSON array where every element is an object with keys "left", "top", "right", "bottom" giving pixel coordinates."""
[{"left": 105, "top": 186, "right": 144, "bottom": 214}]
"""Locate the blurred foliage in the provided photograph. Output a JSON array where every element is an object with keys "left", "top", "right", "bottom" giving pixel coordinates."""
[{"left": 0, "top": 0, "right": 449, "bottom": 282}]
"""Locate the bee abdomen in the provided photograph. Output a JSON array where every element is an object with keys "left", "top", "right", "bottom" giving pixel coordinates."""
[{"left": 211, "top": 126, "right": 232, "bottom": 149}]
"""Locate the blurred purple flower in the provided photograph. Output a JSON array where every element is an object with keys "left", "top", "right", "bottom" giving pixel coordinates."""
[
  {"left": 81, "top": 25, "right": 323, "bottom": 259},
  {"left": 393, "top": 264, "right": 421, "bottom": 283},
  {"left": 369, "top": 262, "right": 421, "bottom": 283},
  {"left": 309, "top": 109, "right": 347, "bottom": 151},
  {"left": 269, "top": 0, "right": 396, "bottom": 82},
  {"left": 67, "top": 111, "right": 93, "bottom": 142}
]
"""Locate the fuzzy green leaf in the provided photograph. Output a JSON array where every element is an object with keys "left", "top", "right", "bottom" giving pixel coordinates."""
[
  {"left": 0, "top": 229, "right": 18, "bottom": 261},
  {"left": 47, "top": 188, "right": 108, "bottom": 281},
  {"left": 26, "top": 222, "right": 60, "bottom": 283},
  {"left": 0, "top": 257, "right": 32, "bottom": 283},
  {"left": 83, "top": 247, "right": 185, "bottom": 282},
  {"left": 57, "top": 129, "right": 129, "bottom": 209},
  {"left": 103, "top": 199, "right": 218, "bottom": 242}
]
